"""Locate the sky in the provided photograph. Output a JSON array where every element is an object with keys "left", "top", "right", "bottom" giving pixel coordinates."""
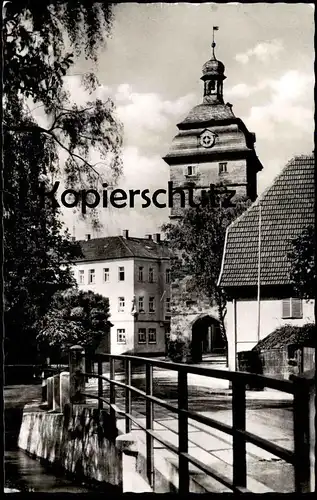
[{"left": 59, "top": 2, "right": 314, "bottom": 240}]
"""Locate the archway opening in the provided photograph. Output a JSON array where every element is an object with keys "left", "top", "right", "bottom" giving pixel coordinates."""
[{"left": 191, "top": 315, "right": 226, "bottom": 363}]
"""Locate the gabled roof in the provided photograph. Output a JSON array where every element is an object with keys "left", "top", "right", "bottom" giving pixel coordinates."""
[
  {"left": 218, "top": 154, "right": 315, "bottom": 289},
  {"left": 74, "top": 236, "right": 171, "bottom": 263}
]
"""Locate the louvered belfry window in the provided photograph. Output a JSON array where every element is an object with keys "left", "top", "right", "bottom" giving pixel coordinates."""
[{"left": 282, "top": 298, "right": 303, "bottom": 319}]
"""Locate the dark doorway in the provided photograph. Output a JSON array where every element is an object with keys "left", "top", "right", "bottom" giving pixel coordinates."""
[{"left": 191, "top": 316, "right": 226, "bottom": 363}]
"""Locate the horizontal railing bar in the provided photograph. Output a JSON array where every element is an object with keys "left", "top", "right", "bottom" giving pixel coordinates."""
[
  {"left": 185, "top": 409, "right": 233, "bottom": 436},
  {"left": 124, "top": 411, "right": 250, "bottom": 493},
  {"left": 240, "top": 429, "right": 295, "bottom": 464},
  {"left": 124, "top": 412, "right": 180, "bottom": 455},
  {"left": 185, "top": 407, "right": 294, "bottom": 463},
  {"left": 84, "top": 376, "right": 295, "bottom": 464},
  {"left": 79, "top": 393, "right": 110, "bottom": 406},
  {"left": 84, "top": 390, "right": 294, "bottom": 466},
  {"left": 104, "top": 378, "right": 182, "bottom": 415},
  {"left": 94, "top": 354, "right": 295, "bottom": 393},
  {"left": 181, "top": 452, "right": 251, "bottom": 493}
]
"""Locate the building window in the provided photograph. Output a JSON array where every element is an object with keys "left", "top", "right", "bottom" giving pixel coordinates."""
[
  {"left": 118, "top": 297, "right": 125, "bottom": 312},
  {"left": 148, "top": 267, "right": 154, "bottom": 283},
  {"left": 88, "top": 269, "right": 95, "bottom": 284},
  {"left": 103, "top": 268, "right": 109, "bottom": 282},
  {"left": 138, "top": 328, "right": 146, "bottom": 344},
  {"left": 165, "top": 268, "right": 171, "bottom": 284},
  {"left": 186, "top": 165, "right": 197, "bottom": 177},
  {"left": 166, "top": 297, "right": 171, "bottom": 313},
  {"left": 79, "top": 270, "right": 84, "bottom": 284},
  {"left": 148, "top": 329, "right": 156, "bottom": 344},
  {"left": 138, "top": 296, "right": 145, "bottom": 313},
  {"left": 282, "top": 298, "right": 303, "bottom": 319},
  {"left": 208, "top": 80, "right": 216, "bottom": 92},
  {"left": 117, "top": 329, "right": 126, "bottom": 344},
  {"left": 118, "top": 266, "right": 125, "bottom": 281},
  {"left": 149, "top": 297, "right": 155, "bottom": 313},
  {"left": 219, "top": 162, "right": 228, "bottom": 174},
  {"left": 138, "top": 266, "right": 144, "bottom": 282}
]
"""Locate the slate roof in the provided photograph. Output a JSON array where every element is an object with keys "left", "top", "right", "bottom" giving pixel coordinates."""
[
  {"left": 74, "top": 236, "right": 171, "bottom": 263},
  {"left": 218, "top": 154, "right": 315, "bottom": 288},
  {"left": 178, "top": 103, "right": 235, "bottom": 127}
]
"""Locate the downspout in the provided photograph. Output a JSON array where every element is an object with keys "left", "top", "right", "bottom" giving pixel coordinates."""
[
  {"left": 256, "top": 203, "right": 262, "bottom": 343},
  {"left": 233, "top": 298, "right": 237, "bottom": 371}
]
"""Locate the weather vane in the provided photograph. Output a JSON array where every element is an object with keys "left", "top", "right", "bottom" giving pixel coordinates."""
[{"left": 212, "top": 26, "right": 219, "bottom": 57}]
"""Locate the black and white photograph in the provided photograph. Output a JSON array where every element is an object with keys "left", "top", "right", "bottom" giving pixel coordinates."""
[{"left": 3, "top": 1, "right": 315, "bottom": 494}]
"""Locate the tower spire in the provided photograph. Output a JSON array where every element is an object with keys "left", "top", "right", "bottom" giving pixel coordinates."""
[
  {"left": 201, "top": 26, "right": 225, "bottom": 104},
  {"left": 212, "top": 26, "right": 219, "bottom": 59}
]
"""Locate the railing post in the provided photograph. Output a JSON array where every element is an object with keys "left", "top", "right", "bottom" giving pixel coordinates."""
[
  {"left": 178, "top": 370, "right": 189, "bottom": 493},
  {"left": 146, "top": 363, "right": 154, "bottom": 488},
  {"left": 110, "top": 357, "right": 116, "bottom": 430},
  {"left": 292, "top": 375, "right": 312, "bottom": 492},
  {"left": 98, "top": 358, "right": 103, "bottom": 411},
  {"left": 69, "top": 345, "right": 86, "bottom": 405},
  {"left": 125, "top": 358, "right": 132, "bottom": 433},
  {"left": 232, "top": 378, "right": 246, "bottom": 489}
]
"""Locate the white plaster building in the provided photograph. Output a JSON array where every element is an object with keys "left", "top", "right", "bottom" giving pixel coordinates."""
[
  {"left": 218, "top": 154, "right": 315, "bottom": 371},
  {"left": 72, "top": 230, "right": 172, "bottom": 355}
]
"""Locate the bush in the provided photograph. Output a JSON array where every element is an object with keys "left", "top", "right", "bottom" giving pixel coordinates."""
[{"left": 167, "top": 334, "right": 191, "bottom": 363}]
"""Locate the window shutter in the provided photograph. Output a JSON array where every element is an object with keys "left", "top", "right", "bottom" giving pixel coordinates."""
[
  {"left": 291, "top": 298, "right": 302, "bottom": 318},
  {"left": 282, "top": 299, "right": 291, "bottom": 318}
]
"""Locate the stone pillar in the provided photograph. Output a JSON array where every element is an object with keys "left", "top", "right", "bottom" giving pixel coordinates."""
[
  {"left": 41, "top": 371, "right": 47, "bottom": 402},
  {"left": 53, "top": 374, "right": 60, "bottom": 411},
  {"left": 116, "top": 433, "right": 152, "bottom": 493},
  {"left": 69, "top": 345, "right": 86, "bottom": 404},
  {"left": 60, "top": 372, "right": 70, "bottom": 412},
  {"left": 47, "top": 376, "right": 54, "bottom": 409}
]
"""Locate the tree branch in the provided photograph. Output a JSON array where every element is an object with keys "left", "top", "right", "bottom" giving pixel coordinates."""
[{"left": 4, "top": 123, "right": 102, "bottom": 180}]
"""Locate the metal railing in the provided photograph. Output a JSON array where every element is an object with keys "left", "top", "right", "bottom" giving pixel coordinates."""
[{"left": 69, "top": 349, "right": 315, "bottom": 494}]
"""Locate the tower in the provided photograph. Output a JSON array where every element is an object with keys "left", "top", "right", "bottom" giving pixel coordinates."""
[{"left": 163, "top": 29, "right": 263, "bottom": 220}]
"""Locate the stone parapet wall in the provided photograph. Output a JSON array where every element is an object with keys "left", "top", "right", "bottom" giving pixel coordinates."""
[{"left": 18, "top": 404, "right": 122, "bottom": 487}]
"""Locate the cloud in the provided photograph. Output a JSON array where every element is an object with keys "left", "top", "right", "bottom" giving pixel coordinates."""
[
  {"left": 61, "top": 145, "right": 170, "bottom": 239},
  {"left": 236, "top": 39, "right": 284, "bottom": 64},
  {"left": 115, "top": 84, "right": 196, "bottom": 145},
  {"left": 239, "top": 70, "right": 314, "bottom": 195},
  {"left": 227, "top": 70, "right": 314, "bottom": 103},
  {"left": 242, "top": 70, "right": 314, "bottom": 139},
  {"left": 226, "top": 83, "right": 260, "bottom": 99}
]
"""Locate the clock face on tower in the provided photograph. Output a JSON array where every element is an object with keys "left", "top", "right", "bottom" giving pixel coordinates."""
[{"left": 200, "top": 130, "right": 216, "bottom": 148}]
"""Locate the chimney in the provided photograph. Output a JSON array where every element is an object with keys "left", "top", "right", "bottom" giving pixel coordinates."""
[
  {"left": 153, "top": 233, "right": 161, "bottom": 243},
  {"left": 146, "top": 234, "right": 153, "bottom": 240},
  {"left": 122, "top": 229, "right": 129, "bottom": 239},
  {"left": 85, "top": 234, "right": 91, "bottom": 241}
]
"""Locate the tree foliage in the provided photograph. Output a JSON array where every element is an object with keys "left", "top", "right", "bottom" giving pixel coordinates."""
[
  {"left": 36, "top": 289, "right": 111, "bottom": 360},
  {"left": 162, "top": 193, "right": 251, "bottom": 335},
  {"left": 287, "top": 225, "right": 315, "bottom": 301},
  {"left": 3, "top": 2, "right": 122, "bottom": 362},
  {"left": 4, "top": 116, "right": 84, "bottom": 363},
  {"left": 3, "top": 1, "right": 123, "bottom": 189}
]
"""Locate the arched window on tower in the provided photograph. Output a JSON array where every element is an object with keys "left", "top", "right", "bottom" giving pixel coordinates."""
[{"left": 208, "top": 80, "right": 216, "bottom": 92}]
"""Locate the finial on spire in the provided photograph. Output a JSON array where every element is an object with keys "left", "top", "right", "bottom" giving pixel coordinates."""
[{"left": 212, "top": 26, "right": 219, "bottom": 58}]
